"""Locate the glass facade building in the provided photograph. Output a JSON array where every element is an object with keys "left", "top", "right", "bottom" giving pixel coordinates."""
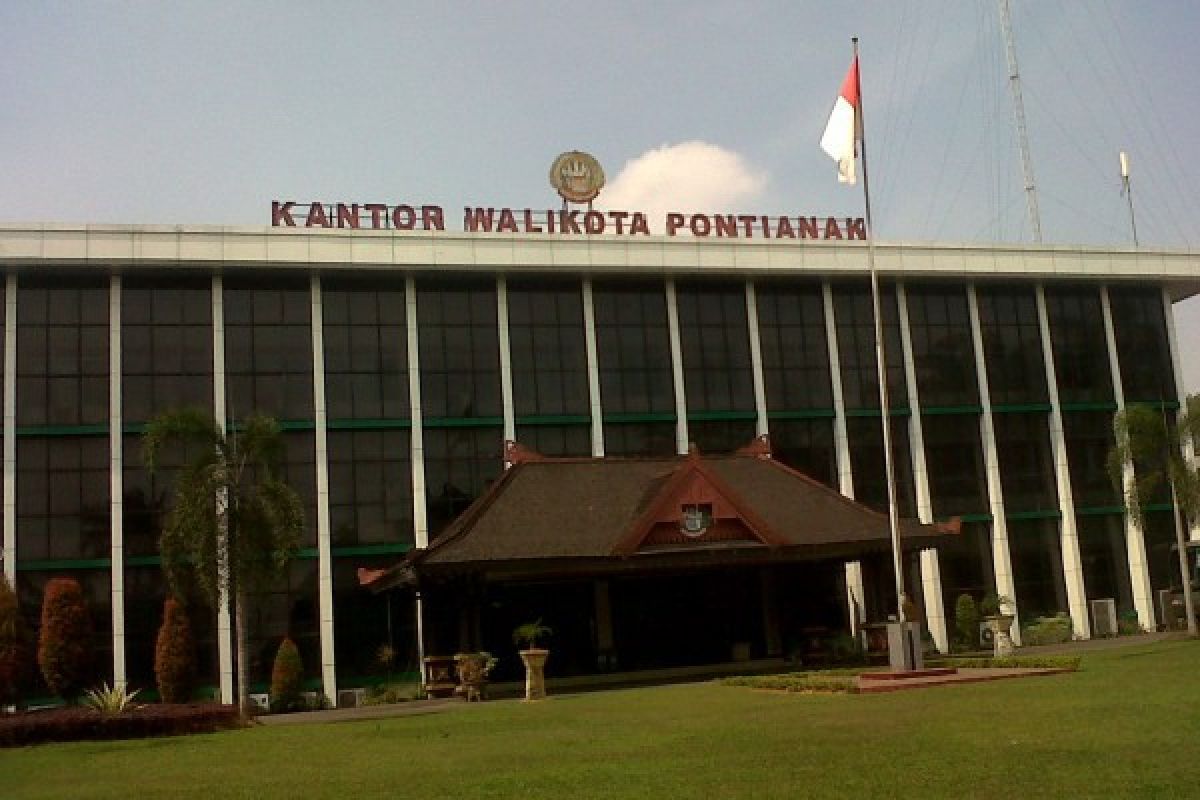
[{"left": 0, "top": 224, "right": 1194, "bottom": 704}]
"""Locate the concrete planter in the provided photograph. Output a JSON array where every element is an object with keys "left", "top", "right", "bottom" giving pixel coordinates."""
[{"left": 518, "top": 649, "right": 550, "bottom": 701}]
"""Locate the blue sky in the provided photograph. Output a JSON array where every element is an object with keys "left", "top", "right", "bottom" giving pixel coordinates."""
[{"left": 4, "top": 1, "right": 1200, "bottom": 382}]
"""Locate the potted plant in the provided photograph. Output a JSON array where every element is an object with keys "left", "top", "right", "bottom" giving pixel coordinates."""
[
  {"left": 453, "top": 651, "right": 497, "bottom": 702},
  {"left": 981, "top": 593, "right": 1015, "bottom": 656},
  {"left": 513, "top": 619, "right": 553, "bottom": 701}
]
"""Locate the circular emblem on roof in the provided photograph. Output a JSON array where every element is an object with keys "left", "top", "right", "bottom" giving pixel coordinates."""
[{"left": 549, "top": 151, "right": 605, "bottom": 204}]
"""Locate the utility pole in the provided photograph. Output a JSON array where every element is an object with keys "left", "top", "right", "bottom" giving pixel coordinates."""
[{"left": 1120, "top": 151, "right": 1139, "bottom": 247}]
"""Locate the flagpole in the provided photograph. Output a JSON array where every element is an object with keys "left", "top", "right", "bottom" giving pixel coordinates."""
[{"left": 852, "top": 37, "right": 908, "bottom": 624}]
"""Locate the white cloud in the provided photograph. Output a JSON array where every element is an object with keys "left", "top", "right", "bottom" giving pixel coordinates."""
[{"left": 598, "top": 142, "right": 767, "bottom": 233}]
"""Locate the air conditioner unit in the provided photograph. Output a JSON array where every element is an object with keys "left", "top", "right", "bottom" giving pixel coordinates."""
[
  {"left": 248, "top": 692, "right": 270, "bottom": 711},
  {"left": 1091, "top": 598, "right": 1118, "bottom": 637},
  {"left": 1157, "top": 589, "right": 1184, "bottom": 631},
  {"left": 336, "top": 688, "right": 366, "bottom": 709},
  {"left": 978, "top": 621, "right": 995, "bottom": 649}
]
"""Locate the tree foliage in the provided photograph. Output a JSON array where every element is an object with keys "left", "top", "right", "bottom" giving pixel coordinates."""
[
  {"left": 0, "top": 577, "right": 32, "bottom": 707},
  {"left": 1108, "top": 397, "right": 1200, "bottom": 635},
  {"left": 269, "top": 637, "right": 304, "bottom": 713},
  {"left": 144, "top": 408, "right": 303, "bottom": 604},
  {"left": 37, "top": 578, "right": 94, "bottom": 702},
  {"left": 143, "top": 407, "right": 305, "bottom": 710},
  {"left": 154, "top": 597, "right": 195, "bottom": 704}
]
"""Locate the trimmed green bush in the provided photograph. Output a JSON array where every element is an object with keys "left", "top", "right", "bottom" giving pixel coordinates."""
[
  {"left": 722, "top": 672, "right": 858, "bottom": 694},
  {"left": 929, "top": 655, "right": 1081, "bottom": 671},
  {"left": 1021, "top": 613, "right": 1073, "bottom": 646},
  {"left": 0, "top": 577, "right": 32, "bottom": 708},
  {"left": 37, "top": 578, "right": 94, "bottom": 702},
  {"left": 269, "top": 637, "right": 304, "bottom": 713},
  {"left": 154, "top": 597, "right": 196, "bottom": 704},
  {"left": 0, "top": 703, "right": 242, "bottom": 747},
  {"left": 953, "top": 593, "right": 981, "bottom": 651}
]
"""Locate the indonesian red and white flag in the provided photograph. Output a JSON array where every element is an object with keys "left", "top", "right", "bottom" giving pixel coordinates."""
[{"left": 820, "top": 57, "right": 860, "bottom": 185}]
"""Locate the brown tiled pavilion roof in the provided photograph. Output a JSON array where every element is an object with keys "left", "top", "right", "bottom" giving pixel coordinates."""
[{"left": 359, "top": 444, "right": 957, "bottom": 589}]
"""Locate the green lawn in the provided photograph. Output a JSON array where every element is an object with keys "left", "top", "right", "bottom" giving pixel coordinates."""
[{"left": 4, "top": 639, "right": 1200, "bottom": 799}]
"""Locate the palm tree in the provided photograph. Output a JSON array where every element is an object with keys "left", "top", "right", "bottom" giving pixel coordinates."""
[
  {"left": 143, "top": 407, "right": 305, "bottom": 712},
  {"left": 1108, "top": 398, "right": 1199, "bottom": 637}
]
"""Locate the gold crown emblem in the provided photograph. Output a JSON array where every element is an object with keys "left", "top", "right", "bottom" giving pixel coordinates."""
[{"left": 549, "top": 150, "right": 605, "bottom": 204}]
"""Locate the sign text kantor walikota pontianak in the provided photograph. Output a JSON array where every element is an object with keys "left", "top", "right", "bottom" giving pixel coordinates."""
[{"left": 270, "top": 202, "right": 867, "bottom": 240}]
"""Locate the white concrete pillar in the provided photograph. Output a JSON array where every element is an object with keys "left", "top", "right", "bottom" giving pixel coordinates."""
[
  {"left": 1036, "top": 285, "right": 1090, "bottom": 638},
  {"left": 895, "top": 284, "right": 948, "bottom": 653},
  {"left": 822, "top": 283, "right": 854, "bottom": 499},
  {"left": 497, "top": 278, "right": 516, "bottom": 448},
  {"left": 745, "top": 282, "right": 769, "bottom": 438},
  {"left": 665, "top": 280, "right": 689, "bottom": 455},
  {"left": 919, "top": 548, "right": 947, "bottom": 649},
  {"left": 1101, "top": 286, "right": 1156, "bottom": 631},
  {"left": 309, "top": 275, "right": 337, "bottom": 703},
  {"left": 582, "top": 279, "right": 604, "bottom": 457},
  {"left": 3, "top": 275, "right": 17, "bottom": 587},
  {"left": 109, "top": 275, "right": 126, "bottom": 689},
  {"left": 1161, "top": 288, "right": 1199, "bottom": 542},
  {"left": 844, "top": 560, "right": 865, "bottom": 638},
  {"left": 405, "top": 278, "right": 428, "bottom": 550},
  {"left": 211, "top": 275, "right": 235, "bottom": 704},
  {"left": 967, "top": 284, "right": 1021, "bottom": 644}
]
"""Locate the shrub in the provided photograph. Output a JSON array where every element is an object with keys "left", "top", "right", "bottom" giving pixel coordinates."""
[
  {"left": 0, "top": 703, "right": 242, "bottom": 747},
  {"left": 37, "top": 578, "right": 94, "bottom": 702},
  {"left": 953, "top": 594, "right": 981, "bottom": 651},
  {"left": 827, "top": 633, "right": 866, "bottom": 665},
  {"left": 154, "top": 597, "right": 195, "bottom": 703},
  {"left": 0, "top": 578, "right": 32, "bottom": 708},
  {"left": 1021, "top": 613, "right": 1073, "bottom": 646},
  {"left": 1117, "top": 610, "right": 1143, "bottom": 636},
  {"left": 722, "top": 672, "right": 859, "bottom": 694},
  {"left": 928, "top": 655, "right": 1081, "bottom": 671},
  {"left": 362, "top": 683, "right": 421, "bottom": 706},
  {"left": 269, "top": 637, "right": 304, "bottom": 713},
  {"left": 81, "top": 682, "right": 142, "bottom": 714}
]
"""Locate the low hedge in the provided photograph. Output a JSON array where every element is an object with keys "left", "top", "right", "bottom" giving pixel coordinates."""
[
  {"left": 928, "top": 656, "right": 1082, "bottom": 671},
  {"left": 0, "top": 703, "right": 244, "bottom": 748},
  {"left": 721, "top": 672, "right": 859, "bottom": 694}
]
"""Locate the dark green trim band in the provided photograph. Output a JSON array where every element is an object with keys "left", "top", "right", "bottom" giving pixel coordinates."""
[
  {"left": 1075, "top": 505, "right": 1125, "bottom": 516},
  {"left": 766, "top": 409, "right": 837, "bottom": 420},
  {"left": 1060, "top": 401, "right": 1118, "bottom": 413},
  {"left": 15, "top": 424, "right": 108, "bottom": 437},
  {"left": 422, "top": 416, "right": 504, "bottom": 428},
  {"left": 1005, "top": 509, "right": 1062, "bottom": 521},
  {"left": 923, "top": 405, "right": 984, "bottom": 416},
  {"left": 1127, "top": 399, "right": 1181, "bottom": 411},
  {"left": 331, "top": 543, "right": 412, "bottom": 557},
  {"left": 686, "top": 410, "right": 758, "bottom": 422},
  {"left": 515, "top": 414, "right": 590, "bottom": 426},
  {"left": 992, "top": 403, "right": 1053, "bottom": 414},
  {"left": 327, "top": 418, "right": 413, "bottom": 431},
  {"left": 17, "top": 558, "right": 111, "bottom": 571},
  {"left": 845, "top": 408, "right": 912, "bottom": 418},
  {"left": 602, "top": 412, "right": 677, "bottom": 424}
]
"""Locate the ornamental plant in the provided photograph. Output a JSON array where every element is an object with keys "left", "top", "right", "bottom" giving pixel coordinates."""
[
  {"left": 0, "top": 577, "right": 32, "bottom": 708},
  {"left": 269, "top": 637, "right": 304, "bottom": 713},
  {"left": 512, "top": 619, "right": 553, "bottom": 650},
  {"left": 154, "top": 597, "right": 196, "bottom": 703},
  {"left": 953, "top": 593, "right": 981, "bottom": 652},
  {"left": 37, "top": 577, "right": 94, "bottom": 702}
]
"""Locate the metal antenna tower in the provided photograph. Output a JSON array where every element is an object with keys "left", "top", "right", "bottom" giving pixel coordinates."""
[{"left": 998, "top": 0, "right": 1043, "bottom": 242}]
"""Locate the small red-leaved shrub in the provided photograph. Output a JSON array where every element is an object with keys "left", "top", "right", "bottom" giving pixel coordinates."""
[
  {"left": 269, "top": 637, "right": 304, "bottom": 712},
  {"left": 0, "top": 703, "right": 243, "bottom": 748},
  {"left": 154, "top": 597, "right": 195, "bottom": 703},
  {"left": 0, "top": 578, "right": 32, "bottom": 707},
  {"left": 37, "top": 578, "right": 94, "bottom": 702}
]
